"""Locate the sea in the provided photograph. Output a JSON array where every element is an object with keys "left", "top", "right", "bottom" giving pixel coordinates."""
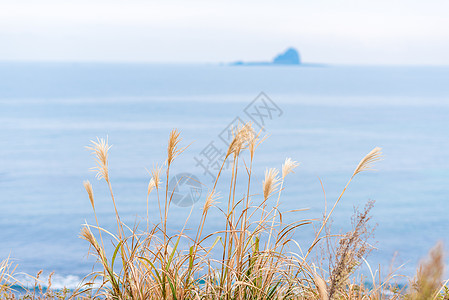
[{"left": 0, "top": 62, "right": 448, "bottom": 288}]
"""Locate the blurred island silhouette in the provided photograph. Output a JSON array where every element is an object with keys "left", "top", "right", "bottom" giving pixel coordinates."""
[{"left": 231, "top": 47, "right": 301, "bottom": 66}]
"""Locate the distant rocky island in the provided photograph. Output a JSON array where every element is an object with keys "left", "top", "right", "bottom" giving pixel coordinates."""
[{"left": 231, "top": 47, "right": 301, "bottom": 66}]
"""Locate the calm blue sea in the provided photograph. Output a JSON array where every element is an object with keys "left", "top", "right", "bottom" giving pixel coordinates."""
[{"left": 0, "top": 62, "right": 448, "bottom": 288}]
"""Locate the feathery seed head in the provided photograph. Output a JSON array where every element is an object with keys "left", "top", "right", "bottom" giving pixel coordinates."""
[
  {"left": 282, "top": 158, "right": 300, "bottom": 179},
  {"left": 226, "top": 122, "right": 254, "bottom": 157},
  {"left": 86, "top": 137, "right": 111, "bottom": 182},
  {"left": 80, "top": 226, "right": 105, "bottom": 260},
  {"left": 150, "top": 164, "right": 163, "bottom": 190},
  {"left": 167, "top": 129, "right": 185, "bottom": 166},
  {"left": 80, "top": 226, "right": 94, "bottom": 244},
  {"left": 203, "top": 191, "right": 220, "bottom": 214},
  {"left": 248, "top": 128, "right": 266, "bottom": 160},
  {"left": 353, "top": 147, "right": 383, "bottom": 177},
  {"left": 263, "top": 168, "right": 281, "bottom": 200},
  {"left": 83, "top": 180, "right": 95, "bottom": 210},
  {"left": 80, "top": 226, "right": 102, "bottom": 254},
  {"left": 147, "top": 178, "right": 156, "bottom": 197}
]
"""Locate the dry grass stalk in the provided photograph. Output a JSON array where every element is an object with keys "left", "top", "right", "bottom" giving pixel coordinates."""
[
  {"left": 328, "top": 201, "right": 375, "bottom": 299},
  {"left": 146, "top": 177, "right": 156, "bottom": 231},
  {"left": 267, "top": 157, "right": 300, "bottom": 248},
  {"left": 148, "top": 163, "right": 164, "bottom": 224},
  {"left": 165, "top": 129, "right": 188, "bottom": 226},
  {"left": 87, "top": 136, "right": 123, "bottom": 239},
  {"left": 305, "top": 147, "right": 383, "bottom": 261},
  {"left": 83, "top": 179, "right": 104, "bottom": 250}
]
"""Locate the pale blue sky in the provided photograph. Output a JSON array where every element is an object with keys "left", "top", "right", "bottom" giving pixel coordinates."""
[{"left": 1, "top": 0, "right": 449, "bottom": 64}]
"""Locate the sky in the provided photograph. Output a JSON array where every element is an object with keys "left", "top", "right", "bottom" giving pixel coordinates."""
[{"left": 1, "top": 0, "right": 449, "bottom": 65}]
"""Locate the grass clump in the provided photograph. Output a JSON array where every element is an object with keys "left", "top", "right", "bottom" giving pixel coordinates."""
[
  {"left": 1, "top": 257, "right": 17, "bottom": 297},
  {"left": 76, "top": 123, "right": 400, "bottom": 300},
  {"left": 1, "top": 124, "right": 447, "bottom": 299}
]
